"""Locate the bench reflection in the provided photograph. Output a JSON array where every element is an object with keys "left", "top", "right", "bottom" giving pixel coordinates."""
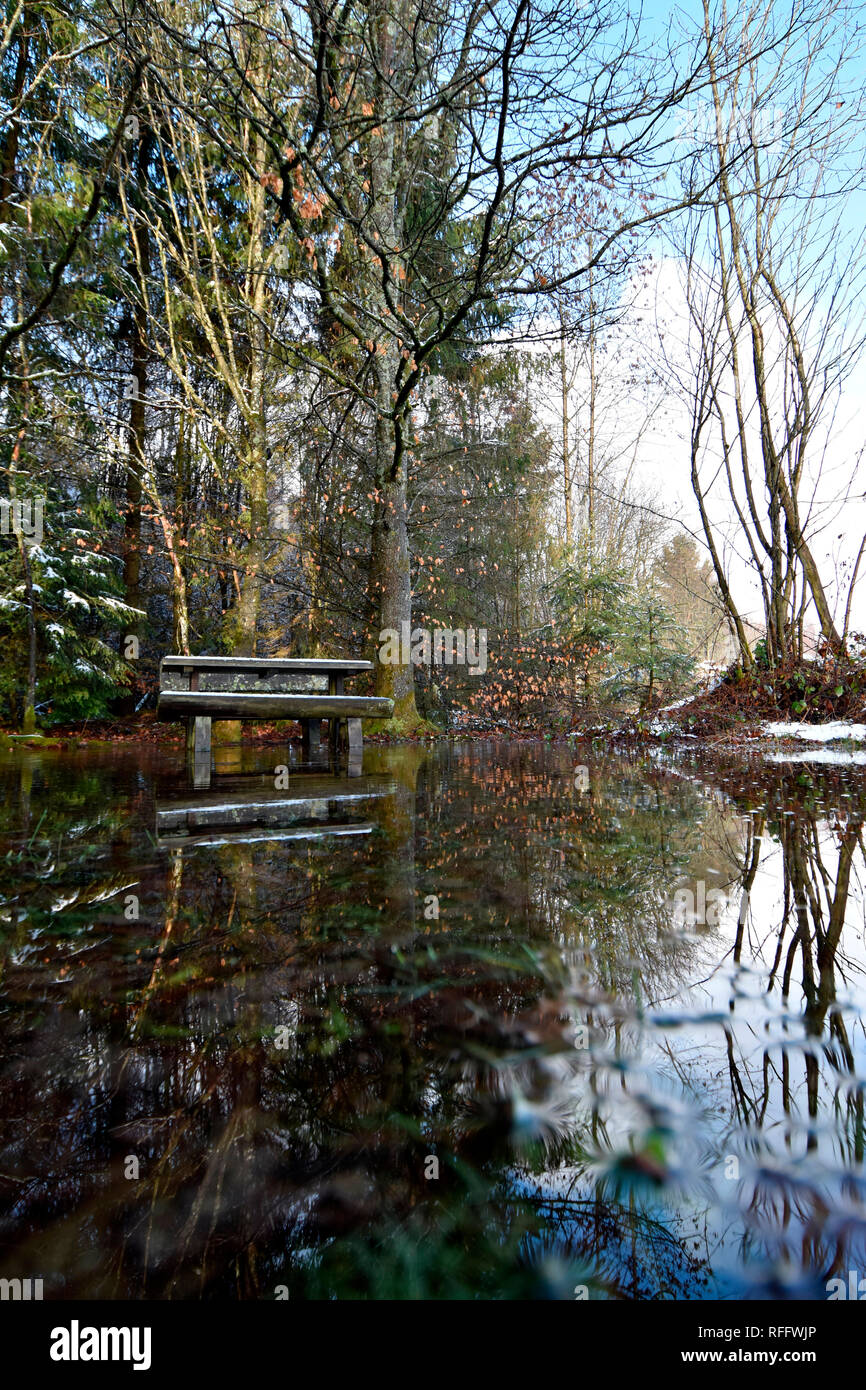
[{"left": 156, "top": 772, "right": 395, "bottom": 848}]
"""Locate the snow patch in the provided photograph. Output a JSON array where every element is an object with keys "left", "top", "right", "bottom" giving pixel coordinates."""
[
  {"left": 767, "top": 749, "right": 866, "bottom": 767},
  {"left": 764, "top": 720, "right": 866, "bottom": 744},
  {"left": 658, "top": 674, "right": 725, "bottom": 716},
  {"left": 62, "top": 589, "right": 90, "bottom": 610}
]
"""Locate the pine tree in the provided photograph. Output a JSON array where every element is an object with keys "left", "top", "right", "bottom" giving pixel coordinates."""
[
  {"left": 609, "top": 587, "right": 694, "bottom": 712},
  {"left": 0, "top": 490, "right": 141, "bottom": 726}
]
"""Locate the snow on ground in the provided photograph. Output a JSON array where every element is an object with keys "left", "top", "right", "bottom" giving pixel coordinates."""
[
  {"left": 658, "top": 674, "right": 726, "bottom": 717},
  {"left": 763, "top": 720, "right": 866, "bottom": 743},
  {"left": 766, "top": 748, "right": 866, "bottom": 766},
  {"left": 657, "top": 695, "right": 696, "bottom": 714},
  {"left": 649, "top": 717, "right": 692, "bottom": 735}
]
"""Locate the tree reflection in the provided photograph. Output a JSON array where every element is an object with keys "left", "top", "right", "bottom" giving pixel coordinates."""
[
  {"left": 718, "top": 786, "right": 866, "bottom": 1284},
  {"left": 0, "top": 745, "right": 864, "bottom": 1298}
]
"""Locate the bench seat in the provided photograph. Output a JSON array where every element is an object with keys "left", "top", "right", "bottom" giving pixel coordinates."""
[{"left": 156, "top": 692, "right": 393, "bottom": 720}]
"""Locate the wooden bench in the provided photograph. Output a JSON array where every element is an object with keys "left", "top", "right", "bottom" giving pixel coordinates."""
[{"left": 156, "top": 656, "right": 392, "bottom": 767}]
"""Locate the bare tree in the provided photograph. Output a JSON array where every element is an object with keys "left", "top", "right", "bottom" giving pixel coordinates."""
[
  {"left": 660, "top": 0, "right": 866, "bottom": 669},
  {"left": 111, "top": 17, "right": 300, "bottom": 660}
]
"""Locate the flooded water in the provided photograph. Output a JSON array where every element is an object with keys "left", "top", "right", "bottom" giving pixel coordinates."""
[{"left": 1, "top": 738, "right": 864, "bottom": 1300}]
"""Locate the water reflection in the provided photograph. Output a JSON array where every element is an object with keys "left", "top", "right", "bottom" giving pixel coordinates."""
[{"left": 0, "top": 741, "right": 864, "bottom": 1298}]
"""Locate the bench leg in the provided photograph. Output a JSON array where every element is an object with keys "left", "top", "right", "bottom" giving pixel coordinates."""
[
  {"left": 346, "top": 717, "right": 363, "bottom": 753},
  {"left": 328, "top": 673, "right": 344, "bottom": 763},
  {"left": 302, "top": 719, "right": 325, "bottom": 760},
  {"left": 194, "top": 715, "right": 212, "bottom": 760},
  {"left": 186, "top": 715, "right": 212, "bottom": 759},
  {"left": 192, "top": 755, "right": 211, "bottom": 789},
  {"left": 188, "top": 716, "right": 211, "bottom": 789}
]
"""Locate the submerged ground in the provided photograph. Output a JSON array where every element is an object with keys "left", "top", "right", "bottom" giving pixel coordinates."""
[{"left": 0, "top": 738, "right": 864, "bottom": 1299}]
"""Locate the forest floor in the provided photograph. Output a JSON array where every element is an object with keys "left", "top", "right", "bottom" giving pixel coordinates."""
[
  {"left": 4, "top": 658, "right": 866, "bottom": 750},
  {"left": 637, "top": 656, "right": 866, "bottom": 746},
  {"left": 0, "top": 714, "right": 449, "bottom": 748}
]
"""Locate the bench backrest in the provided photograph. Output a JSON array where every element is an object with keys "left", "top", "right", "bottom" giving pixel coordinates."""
[{"left": 160, "top": 656, "right": 373, "bottom": 696}]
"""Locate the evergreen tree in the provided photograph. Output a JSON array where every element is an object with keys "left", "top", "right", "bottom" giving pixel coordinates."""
[
  {"left": 0, "top": 488, "right": 140, "bottom": 725},
  {"left": 609, "top": 587, "right": 694, "bottom": 712}
]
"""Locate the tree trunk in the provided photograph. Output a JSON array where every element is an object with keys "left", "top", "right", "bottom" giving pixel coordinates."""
[
  {"left": 10, "top": 479, "right": 37, "bottom": 732},
  {"left": 0, "top": 27, "right": 27, "bottom": 223},
  {"left": 229, "top": 468, "right": 268, "bottom": 658},
  {"left": 559, "top": 309, "right": 572, "bottom": 546},
  {"left": 122, "top": 131, "right": 153, "bottom": 710},
  {"left": 370, "top": 404, "right": 417, "bottom": 725},
  {"left": 366, "top": 7, "right": 420, "bottom": 729}
]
